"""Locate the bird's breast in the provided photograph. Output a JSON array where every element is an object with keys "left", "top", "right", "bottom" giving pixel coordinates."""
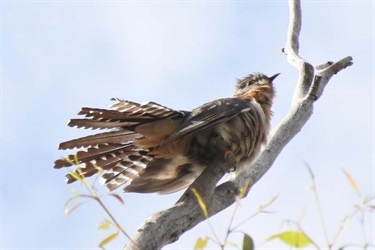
[{"left": 216, "top": 110, "right": 268, "bottom": 164}]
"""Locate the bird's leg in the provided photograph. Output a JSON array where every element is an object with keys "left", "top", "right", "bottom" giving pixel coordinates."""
[
  {"left": 176, "top": 163, "right": 222, "bottom": 204},
  {"left": 224, "top": 150, "right": 236, "bottom": 171},
  {"left": 176, "top": 148, "right": 236, "bottom": 206},
  {"left": 211, "top": 135, "right": 237, "bottom": 171}
]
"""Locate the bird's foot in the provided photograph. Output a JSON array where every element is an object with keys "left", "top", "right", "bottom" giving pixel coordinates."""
[{"left": 224, "top": 150, "right": 236, "bottom": 171}]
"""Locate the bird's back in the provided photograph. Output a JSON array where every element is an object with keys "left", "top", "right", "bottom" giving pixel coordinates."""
[{"left": 54, "top": 73, "right": 278, "bottom": 194}]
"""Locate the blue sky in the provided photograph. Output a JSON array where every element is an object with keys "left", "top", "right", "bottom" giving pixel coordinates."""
[{"left": 2, "top": 1, "right": 374, "bottom": 249}]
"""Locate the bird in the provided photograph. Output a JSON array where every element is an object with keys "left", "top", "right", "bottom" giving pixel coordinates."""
[{"left": 54, "top": 72, "right": 279, "bottom": 194}]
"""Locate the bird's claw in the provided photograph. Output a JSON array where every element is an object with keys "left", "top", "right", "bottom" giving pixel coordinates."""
[{"left": 224, "top": 150, "right": 236, "bottom": 166}]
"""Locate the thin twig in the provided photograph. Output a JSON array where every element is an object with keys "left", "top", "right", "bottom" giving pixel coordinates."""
[
  {"left": 220, "top": 198, "right": 241, "bottom": 249},
  {"left": 305, "top": 164, "right": 330, "bottom": 247},
  {"left": 82, "top": 176, "right": 140, "bottom": 250}
]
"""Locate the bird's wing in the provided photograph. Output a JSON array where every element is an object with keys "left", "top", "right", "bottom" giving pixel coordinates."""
[
  {"left": 164, "top": 98, "right": 261, "bottom": 143},
  {"left": 123, "top": 98, "right": 264, "bottom": 194}
]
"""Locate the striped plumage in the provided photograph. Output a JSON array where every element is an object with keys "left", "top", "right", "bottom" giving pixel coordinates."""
[{"left": 55, "top": 73, "right": 279, "bottom": 194}]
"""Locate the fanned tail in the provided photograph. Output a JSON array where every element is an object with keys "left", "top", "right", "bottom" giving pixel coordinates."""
[{"left": 55, "top": 98, "right": 185, "bottom": 191}]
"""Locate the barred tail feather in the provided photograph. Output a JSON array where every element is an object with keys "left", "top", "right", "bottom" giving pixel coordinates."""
[
  {"left": 54, "top": 143, "right": 136, "bottom": 168},
  {"left": 109, "top": 100, "right": 181, "bottom": 118},
  {"left": 101, "top": 154, "right": 152, "bottom": 191},
  {"left": 58, "top": 130, "right": 139, "bottom": 150},
  {"left": 77, "top": 100, "right": 182, "bottom": 122},
  {"left": 61, "top": 145, "right": 152, "bottom": 189},
  {"left": 77, "top": 107, "right": 140, "bottom": 120},
  {"left": 68, "top": 119, "right": 139, "bottom": 130},
  {"left": 56, "top": 98, "right": 186, "bottom": 191}
]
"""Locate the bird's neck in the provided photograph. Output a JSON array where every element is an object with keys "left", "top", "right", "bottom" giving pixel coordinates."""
[{"left": 239, "top": 86, "right": 275, "bottom": 120}]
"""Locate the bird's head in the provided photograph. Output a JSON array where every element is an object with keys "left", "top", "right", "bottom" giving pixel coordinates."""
[{"left": 234, "top": 72, "right": 279, "bottom": 97}]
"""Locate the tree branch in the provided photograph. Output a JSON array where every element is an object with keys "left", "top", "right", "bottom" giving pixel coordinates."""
[{"left": 124, "top": 0, "right": 353, "bottom": 249}]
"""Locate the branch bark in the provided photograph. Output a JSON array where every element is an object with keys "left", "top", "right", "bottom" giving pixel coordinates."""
[{"left": 124, "top": 0, "right": 353, "bottom": 249}]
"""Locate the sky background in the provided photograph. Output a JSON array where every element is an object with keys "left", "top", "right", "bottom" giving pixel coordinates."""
[{"left": 2, "top": 1, "right": 374, "bottom": 249}]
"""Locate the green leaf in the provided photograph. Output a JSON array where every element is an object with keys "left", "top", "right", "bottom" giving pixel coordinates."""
[
  {"left": 191, "top": 188, "right": 208, "bottom": 218},
  {"left": 68, "top": 170, "right": 83, "bottom": 182},
  {"left": 242, "top": 233, "right": 254, "bottom": 250},
  {"left": 194, "top": 237, "right": 208, "bottom": 250},
  {"left": 98, "top": 219, "right": 111, "bottom": 230},
  {"left": 63, "top": 155, "right": 74, "bottom": 165},
  {"left": 98, "top": 231, "right": 119, "bottom": 249},
  {"left": 73, "top": 153, "right": 79, "bottom": 165},
  {"left": 267, "top": 231, "right": 312, "bottom": 248}
]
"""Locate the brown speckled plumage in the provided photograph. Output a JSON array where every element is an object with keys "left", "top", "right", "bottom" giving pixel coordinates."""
[{"left": 55, "top": 73, "right": 279, "bottom": 194}]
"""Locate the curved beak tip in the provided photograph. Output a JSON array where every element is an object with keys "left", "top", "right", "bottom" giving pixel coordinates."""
[{"left": 269, "top": 73, "right": 281, "bottom": 82}]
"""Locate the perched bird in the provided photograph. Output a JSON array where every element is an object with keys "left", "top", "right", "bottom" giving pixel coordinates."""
[{"left": 54, "top": 73, "right": 279, "bottom": 194}]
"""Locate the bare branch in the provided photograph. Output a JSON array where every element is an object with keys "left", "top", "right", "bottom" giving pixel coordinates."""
[
  {"left": 124, "top": 0, "right": 353, "bottom": 249},
  {"left": 285, "top": 0, "right": 302, "bottom": 60},
  {"left": 284, "top": 0, "right": 314, "bottom": 102}
]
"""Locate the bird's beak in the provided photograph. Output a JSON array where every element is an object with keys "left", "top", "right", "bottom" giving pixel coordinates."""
[{"left": 269, "top": 73, "right": 280, "bottom": 82}]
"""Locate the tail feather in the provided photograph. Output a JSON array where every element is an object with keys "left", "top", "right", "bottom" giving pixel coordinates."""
[
  {"left": 68, "top": 119, "right": 139, "bottom": 130},
  {"left": 77, "top": 100, "right": 182, "bottom": 122},
  {"left": 78, "top": 107, "right": 155, "bottom": 122},
  {"left": 77, "top": 144, "right": 134, "bottom": 167},
  {"left": 54, "top": 143, "right": 136, "bottom": 169},
  {"left": 58, "top": 130, "right": 139, "bottom": 150},
  {"left": 101, "top": 154, "right": 152, "bottom": 191},
  {"left": 110, "top": 100, "right": 182, "bottom": 118},
  {"left": 64, "top": 149, "right": 152, "bottom": 186},
  {"left": 56, "top": 98, "right": 186, "bottom": 191},
  {"left": 92, "top": 151, "right": 144, "bottom": 170}
]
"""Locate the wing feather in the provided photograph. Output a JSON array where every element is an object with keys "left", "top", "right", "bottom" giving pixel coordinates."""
[{"left": 166, "top": 98, "right": 256, "bottom": 142}]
